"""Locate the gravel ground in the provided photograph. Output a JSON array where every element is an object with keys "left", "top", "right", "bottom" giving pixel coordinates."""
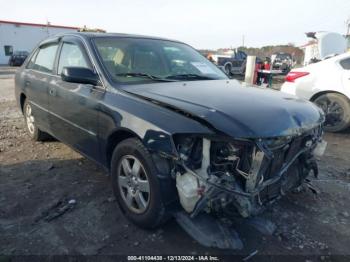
[{"left": 0, "top": 67, "right": 349, "bottom": 261}]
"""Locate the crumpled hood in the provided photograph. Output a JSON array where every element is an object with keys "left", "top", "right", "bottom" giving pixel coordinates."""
[{"left": 123, "top": 80, "right": 324, "bottom": 138}]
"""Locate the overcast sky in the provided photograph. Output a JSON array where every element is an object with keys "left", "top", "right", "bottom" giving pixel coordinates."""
[{"left": 2, "top": 0, "right": 350, "bottom": 49}]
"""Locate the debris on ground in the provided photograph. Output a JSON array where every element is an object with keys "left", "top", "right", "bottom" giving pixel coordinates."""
[
  {"left": 35, "top": 198, "right": 77, "bottom": 222},
  {"left": 242, "top": 250, "right": 258, "bottom": 261}
]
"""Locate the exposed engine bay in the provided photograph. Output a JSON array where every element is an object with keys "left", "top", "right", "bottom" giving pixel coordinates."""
[{"left": 173, "top": 125, "right": 326, "bottom": 219}]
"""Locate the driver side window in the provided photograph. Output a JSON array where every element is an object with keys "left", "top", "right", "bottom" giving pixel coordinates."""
[{"left": 58, "top": 43, "right": 89, "bottom": 75}]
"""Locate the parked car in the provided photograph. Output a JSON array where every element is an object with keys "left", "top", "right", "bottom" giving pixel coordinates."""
[
  {"left": 15, "top": 33, "right": 326, "bottom": 249},
  {"left": 8, "top": 51, "right": 29, "bottom": 66},
  {"left": 210, "top": 50, "right": 248, "bottom": 75},
  {"left": 271, "top": 52, "right": 292, "bottom": 74},
  {"left": 281, "top": 53, "right": 350, "bottom": 132}
]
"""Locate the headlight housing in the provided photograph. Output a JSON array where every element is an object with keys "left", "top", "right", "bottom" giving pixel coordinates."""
[{"left": 173, "top": 134, "right": 253, "bottom": 174}]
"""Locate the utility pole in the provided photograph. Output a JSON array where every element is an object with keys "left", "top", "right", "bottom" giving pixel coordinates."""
[
  {"left": 46, "top": 19, "right": 50, "bottom": 35},
  {"left": 242, "top": 34, "right": 245, "bottom": 47}
]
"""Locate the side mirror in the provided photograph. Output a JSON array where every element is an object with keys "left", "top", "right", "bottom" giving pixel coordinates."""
[{"left": 61, "top": 67, "right": 100, "bottom": 86}]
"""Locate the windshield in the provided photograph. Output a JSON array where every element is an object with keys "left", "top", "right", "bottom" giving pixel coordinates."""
[
  {"left": 93, "top": 37, "right": 227, "bottom": 83},
  {"left": 276, "top": 53, "right": 291, "bottom": 60}
]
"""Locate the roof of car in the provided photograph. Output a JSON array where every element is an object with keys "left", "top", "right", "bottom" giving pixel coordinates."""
[
  {"left": 317, "top": 52, "right": 350, "bottom": 64},
  {"left": 303, "top": 52, "right": 350, "bottom": 69},
  {"left": 333, "top": 52, "right": 350, "bottom": 60},
  {"left": 13, "top": 51, "right": 29, "bottom": 54},
  {"left": 55, "top": 32, "right": 183, "bottom": 43},
  {"left": 273, "top": 52, "right": 291, "bottom": 56}
]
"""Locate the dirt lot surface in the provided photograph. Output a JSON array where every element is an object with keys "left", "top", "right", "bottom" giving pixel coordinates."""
[{"left": 1, "top": 67, "right": 349, "bottom": 261}]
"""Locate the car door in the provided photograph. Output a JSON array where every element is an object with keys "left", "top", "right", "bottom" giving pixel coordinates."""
[
  {"left": 48, "top": 37, "right": 104, "bottom": 161},
  {"left": 23, "top": 42, "right": 59, "bottom": 133}
]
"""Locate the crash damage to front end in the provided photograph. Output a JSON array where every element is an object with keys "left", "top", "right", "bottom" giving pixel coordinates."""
[
  {"left": 123, "top": 80, "right": 327, "bottom": 249},
  {"left": 173, "top": 126, "right": 325, "bottom": 219},
  {"left": 170, "top": 126, "right": 326, "bottom": 249}
]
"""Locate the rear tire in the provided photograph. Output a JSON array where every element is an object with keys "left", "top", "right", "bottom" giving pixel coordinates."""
[
  {"left": 314, "top": 93, "right": 350, "bottom": 132},
  {"left": 111, "top": 138, "right": 169, "bottom": 229},
  {"left": 224, "top": 63, "right": 232, "bottom": 76},
  {"left": 23, "top": 100, "right": 50, "bottom": 141}
]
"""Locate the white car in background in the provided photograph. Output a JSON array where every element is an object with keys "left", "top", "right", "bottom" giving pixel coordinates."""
[{"left": 281, "top": 53, "right": 350, "bottom": 132}]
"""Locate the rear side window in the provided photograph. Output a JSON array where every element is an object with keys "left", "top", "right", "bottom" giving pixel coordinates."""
[
  {"left": 31, "top": 44, "right": 59, "bottom": 73},
  {"left": 339, "top": 58, "right": 350, "bottom": 70},
  {"left": 57, "top": 43, "right": 89, "bottom": 75}
]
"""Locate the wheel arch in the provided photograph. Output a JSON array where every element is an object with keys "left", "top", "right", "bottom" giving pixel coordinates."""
[
  {"left": 106, "top": 128, "right": 141, "bottom": 170},
  {"left": 310, "top": 90, "right": 350, "bottom": 102},
  {"left": 19, "top": 93, "right": 27, "bottom": 113},
  {"left": 105, "top": 127, "right": 176, "bottom": 174}
]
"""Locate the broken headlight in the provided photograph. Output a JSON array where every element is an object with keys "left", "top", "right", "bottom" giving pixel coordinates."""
[
  {"left": 173, "top": 135, "right": 256, "bottom": 216},
  {"left": 173, "top": 135, "right": 252, "bottom": 177},
  {"left": 173, "top": 135, "right": 203, "bottom": 169}
]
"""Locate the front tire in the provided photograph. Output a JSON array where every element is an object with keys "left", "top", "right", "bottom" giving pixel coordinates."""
[
  {"left": 111, "top": 138, "right": 168, "bottom": 229},
  {"left": 23, "top": 100, "right": 49, "bottom": 141},
  {"left": 314, "top": 93, "right": 350, "bottom": 132}
]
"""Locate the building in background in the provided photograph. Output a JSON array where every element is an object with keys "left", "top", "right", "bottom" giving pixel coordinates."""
[{"left": 0, "top": 20, "right": 78, "bottom": 64}]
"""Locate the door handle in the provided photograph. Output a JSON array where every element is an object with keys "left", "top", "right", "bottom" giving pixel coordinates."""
[{"left": 24, "top": 81, "right": 31, "bottom": 87}]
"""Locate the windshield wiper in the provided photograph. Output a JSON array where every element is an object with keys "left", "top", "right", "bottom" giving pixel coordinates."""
[
  {"left": 115, "top": 72, "right": 175, "bottom": 82},
  {"left": 165, "top": 74, "right": 215, "bottom": 80}
]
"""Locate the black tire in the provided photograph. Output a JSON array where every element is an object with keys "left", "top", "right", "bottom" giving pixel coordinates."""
[
  {"left": 314, "top": 93, "right": 350, "bottom": 132},
  {"left": 224, "top": 63, "right": 232, "bottom": 76},
  {"left": 23, "top": 100, "right": 49, "bottom": 141},
  {"left": 111, "top": 138, "right": 169, "bottom": 229}
]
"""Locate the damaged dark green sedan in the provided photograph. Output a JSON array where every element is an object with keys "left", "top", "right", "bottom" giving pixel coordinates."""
[{"left": 15, "top": 32, "right": 327, "bottom": 249}]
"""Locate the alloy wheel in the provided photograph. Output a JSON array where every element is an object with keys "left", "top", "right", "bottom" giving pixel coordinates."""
[
  {"left": 316, "top": 97, "right": 344, "bottom": 128},
  {"left": 117, "top": 155, "right": 150, "bottom": 214},
  {"left": 25, "top": 103, "right": 35, "bottom": 134}
]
